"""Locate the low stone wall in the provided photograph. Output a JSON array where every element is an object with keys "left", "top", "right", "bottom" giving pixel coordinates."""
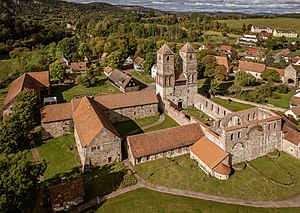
[
  {"left": 194, "top": 93, "right": 232, "bottom": 119},
  {"left": 163, "top": 99, "right": 195, "bottom": 126},
  {"left": 41, "top": 120, "right": 71, "bottom": 140}
]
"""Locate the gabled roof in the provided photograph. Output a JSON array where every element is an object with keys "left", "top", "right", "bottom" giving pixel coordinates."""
[
  {"left": 238, "top": 61, "right": 266, "bottom": 73},
  {"left": 291, "top": 107, "right": 300, "bottom": 116},
  {"left": 285, "top": 64, "right": 300, "bottom": 73},
  {"left": 180, "top": 42, "right": 196, "bottom": 53},
  {"left": 73, "top": 96, "right": 119, "bottom": 147},
  {"left": 267, "top": 67, "right": 284, "bottom": 77},
  {"left": 108, "top": 69, "right": 137, "bottom": 89},
  {"left": 103, "top": 66, "right": 113, "bottom": 74},
  {"left": 94, "top": 90, "right": 158, "bottom": 110},
  {"left": 214, "top": 56, "right": 230, "bottom": 69},
  {"left": 71, "top": 62, "right": 87, "bottom": 71},
  {"left": 220, "top": 45, "right": 232, "bottom": 51},
  {"left": 3, "top": 71, "right": 50, "bottom": 109},
  {"left": 284, "top": 130, "right": 300, "bottom": 146},
  {"left": 134, "top": 57, "right": 144, "bottom": 66},
  {"left": 157, "top": 44, "right": 174, "bottom": 55},
  {"left": 128, "top": 123, "right": 204, "bottom": 158},
  {"left": 190, "top": 137, "right": 229, "bottom": 170},
  {"left": 41, "top": 103, "right": 72, "bottom": 123}
]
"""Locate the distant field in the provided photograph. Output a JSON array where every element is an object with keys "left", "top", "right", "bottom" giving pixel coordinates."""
[{"left": 218, "top": 18, "right": 300, "bottom": 34}]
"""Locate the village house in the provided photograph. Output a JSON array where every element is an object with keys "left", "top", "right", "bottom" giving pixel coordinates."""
[
  {"left": 107, "top": 69, "right": 140, "bottom": 92},
  {"left": 284, "top": 64, "right": 300, "bottom": 87},
  {"left": 273, "top": 29, "right": 298, "bottom": 38},
  {"left": 292, "top": 57, "right": 300, "bottom": 65},
  {"left": 50, "top": 178, "right": 84, "bottom": 212},
  {"left": 133, "top": 57, "right": 145, "bottom": 71},
  {"left": 73, "top": 96, "right": 121, "bottom": 170},
  {"left": 237, "top": 60, "right": 266, "bottom": 78},
  {"left": 251, "top": 25, "right": 273, "bottom": 34},
  {"left": 71, "top": 62, "right": 87, "bottom": 73},
  {"left": 151, "top": 64, "right": 157, "bottom": 79},
  {"left": 103, "top": 66, "right": 113, "bottom": 77},
  {"left": 259, "top": 32, "right": 272, "bottom": 40},
  {"left": 285, "top": 107, "right": 300, "bottom": 121},
  {"left": 282, "top": 130, "right": 300, "bottom": 159},
  {"left": 290, "top": 92, "right": 300, "bottom": 108},
  {"left": 219, "top": 45, "right": 233, "bottom": 54},
  {"left": 239, "top": 34, "right": 258, "bottom": 44},
  {"left": 244, "top": 48, "right": 265, "bottom": 61},
  {"left": 214, "top": 56, "right": 231, "bottom": 72},
  {"left": 3, "top": 71, "right": 50, "bottom": 117}
]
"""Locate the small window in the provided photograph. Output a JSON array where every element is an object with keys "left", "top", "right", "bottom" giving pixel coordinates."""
[
  {"left": 190, "top": 54, "right": 193, "bottom": 60},
  {"left": 231, "top": 134, "right": 234, "bottom": 140},
  {"left": 97, "top": 145, "right": 100, "bottom": 150},
  {"left": 274, "top": 123, "right": 277, "bottom": 129},
  {"left": 108, "top": 157, "right": 112, "bottom": 163},
  {"left": 238, "top": 132, "right": 241, "bottom": 138},
  {"left": 166, "top": 56, "right": 170, "bottom": 61}
]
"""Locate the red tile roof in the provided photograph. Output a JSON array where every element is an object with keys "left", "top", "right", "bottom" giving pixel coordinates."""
[
  {"left": 214, "top": 163, "right": 231, "bottom": 175},
  {"left": 41, "top": 103, "right": 72, "bottom": 123},
  {"left": 3, "top": 71, "right": 49, "bottom": 109},
  {"left": 220, "top": 45, "right": 232, "bottom": 51},
  {"left": 71, "top": 62, "right": 87, "bottom": 71},
  {"left": 291, "top": 107, "right": 300, "bottom": 116},
  {"left": 94, "top": 90, "right": 158, "bottom": 110},
  {"left": 215, "top": 56, "right": 230, "bottom": 69},
  {"left": 103, "top": 66, "right": 113, "bottom": 74},
  {"left": 267, "top": 67, "right": 284, "bottom": 76},
  {"left": 190, "top": 137, "right": 229, "bottom": 170},
  {"left": 284, "top": 130, "right": 300, "bottom": 146},
  {"left": 291, "top": 96, "right": 300, "bottom": 106},
  {"left": 238, "top": 61, "right": 266, "bottom": 73},
  {"left": 128, "top": 123, "right": 204, "bottom": 158},
  {"left": 73, "top": 96, "right": 119, "bottom": 147},
  {"left": 134, "top": 57, "right": 144, "bottom": 66}
]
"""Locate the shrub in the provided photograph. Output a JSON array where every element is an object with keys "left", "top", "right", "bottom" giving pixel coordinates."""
[
  {"left": 272, "top": 93, "right": 281, "bottom": 99},
  {"left": 276, "top": 84, "right": 290, "bottom": 94}
]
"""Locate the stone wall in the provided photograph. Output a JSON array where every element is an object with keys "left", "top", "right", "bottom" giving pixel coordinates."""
[
  {"left": 193, "top": 93, "right": 232, "bottom": 120},
  {"left": 74, "top": 127, "right": 86, "bottom": 167},
  {"left": 103, "top": 103, "right": 159, "bottom": 123},
  {"left": 282, "top": 139, "right": 299, "bottom": 159},
  {"left": 41, "top": 120, "right": 71, "bottom": 140}
]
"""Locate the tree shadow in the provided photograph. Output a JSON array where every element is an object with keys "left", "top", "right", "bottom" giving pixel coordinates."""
[{"left": 50, "top": 84, "right": 75, "bottom": 103}]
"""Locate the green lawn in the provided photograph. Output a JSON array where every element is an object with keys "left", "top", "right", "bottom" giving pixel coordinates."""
[
  {"left": 135, "top": 153, "right": 300, "bottom": 200},
  {"left": 130, "top": 71, "right": 155, "bottom": 84},
  {"left": 183, "top": 107, "right": 214, "bottom": 126},
  {"left": 218, "top": 17, "right": 300, "bottom": 34},
  {"left": 144, "top": 114, "right": 179, "bottom": 132},
  {"left": 95, "top": 188, "right": 299, "bottom": 213},
  {"left": 84, "top": 162, "right": 137, "bottom": 200},
  {"left": 50, "top": 78, "right": 120, "bottom": 103},
  {"left": 212, "top": 97, "right": 254, "bottom": 112},
  {"left": 266, "top": 90, "right": 296, "bottom": 108},
  {"left": 113, "top": 114, "right": 160, "bottom": 137},
  {"left": 37, "top": 135, "right": 80, "bottom": 180}
]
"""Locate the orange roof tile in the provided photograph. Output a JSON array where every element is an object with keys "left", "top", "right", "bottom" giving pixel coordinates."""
[
  {"left": 238, "top": 61, "right": 266, "bottom": 73},
  {"left": 220, "top": 45, "right": 232, "bottom": 51},
  {"left": 190, "top": 137, "right": 228, "bottom": 170},
  {"left": 180, "top": 42, "right": 196, "bottom": 53},
  {"left": 94, "top": 90, "right": 158, "bottom": 110},
  {"left": 71, "top": 62, "right": 87, "bottom": 71},
  {"left": 73, "top": 96, "right": 119, "bottom": 147},
  {"left": 284, "top": 130, "right": 300, "bottom": 146},
  {"left": 128, "top": 124, "right": 204, "bottom": 158},
  {"left": 41, "top": 103, "right": 72, "bottom": 123},
  {"left": 291, "top": 107, "right": 300, "bottom": 116},
  {"left": 157, "top": 44, "right": 174, "bottom": 55},
  {"left": 291, "top": 96, "right": 300, "bottom": 106},
  {"left": 267, "top": 67, "right": 284, "bottom": 76},
  {"left": 215, "top": 56, "right": 230, "bottom": 69},
  {"left": 134, "top": 57, "right": 144, "bottom": 66},
  {"left": 214, "top": 163, "right": 231, "bottom": 175},
  {"left": 103, "top": 66, "right": 113, "bottom": 74},
  {"left": 3, "top": 71, "right": 49, "bottom": 108}
]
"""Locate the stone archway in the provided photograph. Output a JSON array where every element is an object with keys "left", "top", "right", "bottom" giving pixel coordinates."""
[
  {"left": 246, "top": 126, "right": 264, "bottom": 161},
  {"left": 231, "top": 142, "right": 244, "bottom": 164}
]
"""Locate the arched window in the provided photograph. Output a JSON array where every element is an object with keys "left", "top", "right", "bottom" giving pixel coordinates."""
[
  {"left": 205, "top": 101, "right": 208, "bottom": 107},
  {"left": 253, "top": 113, "right": 256, "bottom": 119},
  {"left": 217, "top": 107, "right": 220, "bottom": 114},
  {"left": 274, "top": 123, "right": 277, "bottom": 129},
  {"left": 231, "top": 134, "right": 234, "bottom": 140},
  {"left": 248, "top": 114, "right": 251, "bottom": 121},
  {"left": 190, "top": 54, "right": 193, "bottom": 60},
  {"left": 238, "top": 132, "right": 241, "bottom": 138},
  {"left": 159, "top": 55, "right": 161, "bottom": 61},
  {"left": 268, "top": 124, "right": 271, "bottom": 130},
  {"left": 211, "top": 104, "right": 214, "bottom": 111},
  {"left": 166, "top": 56, "right": 170, "bottom": 61}
]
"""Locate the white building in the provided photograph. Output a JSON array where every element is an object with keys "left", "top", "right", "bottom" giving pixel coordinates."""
[
  {"left": 151, "top": 64, "right": 157, "bottom": 79},
  {"left": 273, "top": 29, "right": 298, "bottom": 38},
  {"left": 251, "top": 25, "right": 273, "bottom": 34}
]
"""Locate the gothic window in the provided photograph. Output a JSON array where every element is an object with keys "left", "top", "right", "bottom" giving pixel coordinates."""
[
  {"left": 169, "top": 76, "right": 172, "bottom": 86},
  {"left": 205, "top": 101, "right": 208, "bottom": 107},
  {"left": 165, "top": 77, "right": 168, "bottom": 86},
  {"left": 159, "top": 55, "right": 161, "bottom": 61},
  {"left": 211, "top": 104, "right": 214, "bottom": 111},
  {"left": 224, "top": 110, "right": 226, "bottom": 116}
]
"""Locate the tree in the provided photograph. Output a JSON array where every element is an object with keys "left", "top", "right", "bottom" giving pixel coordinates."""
[
  {"left": 58, "top": 37, "right": 79, "bottom": 60},
  {"left": 228, "top": 84, "right": 242, "bottom": 96},
  {"left": 261, "top": 69, "right": 281, "bottom": 82},
  {"left": 75, "top": 73, "right": 96, "bottom": 87},
  {"left": 106, "top": 50, "right": 124, "bottom": 68},
  {"left": 0, "top": 152, "right": 46, "bottom": 212},
  {"left": 49, "top": 60, "right": 66, "bottom": 82},
  {"left": 234, "top": 71, "right": 256, "bottom": 87},
  {"left": 202, "top": 55, "right": 228, "bottom": 81},
  {"left": 242, "top": 23, "right": 247, "bottom": 32}
]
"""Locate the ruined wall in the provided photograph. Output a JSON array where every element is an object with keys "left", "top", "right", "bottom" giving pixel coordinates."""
[
  {"left": 220, "top": 108, "right": 259, "bottom": 128},
  {"left": 41, "top": 120, "right": 71, "bottom": 140},
  {"left": 103, "top": 103, "right": 159, "bottom": 123},
  {"left": 193, "top": 93, "right": 232, "bottom": 120}
]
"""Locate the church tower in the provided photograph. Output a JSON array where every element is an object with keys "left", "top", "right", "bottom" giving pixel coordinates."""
[{"left": 156, "top": 44, "right": 175, "bottom": 101}]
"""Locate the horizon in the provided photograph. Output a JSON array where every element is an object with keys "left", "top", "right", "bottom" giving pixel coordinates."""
[{"left": 66, "top": 0, "right": 300, "bottom": 14}]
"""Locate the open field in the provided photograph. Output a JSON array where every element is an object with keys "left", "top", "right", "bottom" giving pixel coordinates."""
[
  {"left": 218, "top": 18, "right": 300, "bottom": 34},
  {"left": 113, "top": 114, "right": 160, "bottom": 137},
  {"left": 212, "top": 97, "right": 255, "bottom": 112},
  {"left": 95, "top": 188, "right": 299, "bottom": 213},
  {"left": 37, "top": 135, "right": 80, "bottom": 180},
  {"left": 183, "top": 107, "right": 214, "bottom": 126},
  {"left": 135, "top": 153, "right": 300, "bottom": 200},
  {"left": 266, "top": 90, "right": 296, "bottom": 109},
  {"left": 130, "top": 71, "right": 155, "bottom": 84},
  {"left": 144, "top": 114, "right": 179, "bottom": 132},
  {"left": 50, "top": 78, "right": 120, "bottom": 103}
]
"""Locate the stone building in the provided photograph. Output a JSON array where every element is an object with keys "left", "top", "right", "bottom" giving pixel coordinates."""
[
  {"left": 284, "top": 64, "right": 300, "bottom": 87},
  {"left": 40, "top": 103, "right": 72, "bottom": 140},
  {"left": 3, "top": 71, "right": 50, "bottom": 117},
  {"left": 282, "top": 130, "right": 300, "bottom": 159},
  {"left": 237, "top": 61, "right": 266, "bottom": 79},
  {"left": 156, "top": 43, "right": 198, "bottom": 109},
  {"left": 73, "top": 96, "right": 121, "bottom": 170}
]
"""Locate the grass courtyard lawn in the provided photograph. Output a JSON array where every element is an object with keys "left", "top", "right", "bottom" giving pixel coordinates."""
[
  {"left": 135, "top": 153, "right": 300, "bottom": 200},
  {"left": 50, "top": 78, "right": 120, "bottom": 103},
  {"left": 212, "top": 97, "right": 254, "bottom": 112},
  {"left": 130, "top": 71, "right": 155, "bottom": 84},
  {"left": 266, "top": 90, "right": 296, "bottom": 109},
  {"left": 95, "top": 188, "right": 299, "bottom": 213},
  {"left": 183, "top": 107, "right": 214, "bottom": 126},
  {"left": 218, "top": 17, "right": 300, "bottom": 34},
  {"left": 37, "top": 135, "right": 80, "bottom": 180},
  {"left": 144, "top": 114, "right": 179, "bottom": 132},
  {"left": 113, "top": 114, "right": 160, "bottom": 137}
]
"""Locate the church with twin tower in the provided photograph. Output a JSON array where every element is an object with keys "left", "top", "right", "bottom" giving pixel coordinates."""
[{"left": 156, "top": 43, "right": 198, "bottom": 109}]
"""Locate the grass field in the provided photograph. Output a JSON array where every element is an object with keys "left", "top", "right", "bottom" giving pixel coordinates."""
[
  {"left": 212, "top": 97, "right": 255, "bottom": 112},
  {"left": 218, "top": 18, "right": 300, "bottom": 34},
  {"left": 37, "top": 135, "right": 80, "bottom": 180},
  {"left": 95, "top": 188, "right": 299, "bottom": 213},
  {"left": 135, "top": 153, "right": 300, "bottom": 200},
  {"left": 144, "top": 114, "right": 179, "bottom": 132},
  {"left": 50, "top": 79, "right": 120, "bottom": 103},
  {"left": 266, "top": 90, "right": 296, "bottom": 108},
  {"left": 183, "top": 107, "right": 214, "bottom": 126},
  {"left": 130, "top": 71, "right": 155, "bottom": 84},
  {"left": 113, "top": 114, "right": 160, "bottom": 137}
]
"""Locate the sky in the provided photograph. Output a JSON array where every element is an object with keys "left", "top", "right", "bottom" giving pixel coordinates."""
[{"left": 68, "top": 0, "right": 300, "bottom": 14}]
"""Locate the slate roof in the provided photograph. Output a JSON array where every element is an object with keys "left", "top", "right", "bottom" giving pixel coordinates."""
[{"left": 128, "top": 123, "right": 204, "bottom": 158}]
